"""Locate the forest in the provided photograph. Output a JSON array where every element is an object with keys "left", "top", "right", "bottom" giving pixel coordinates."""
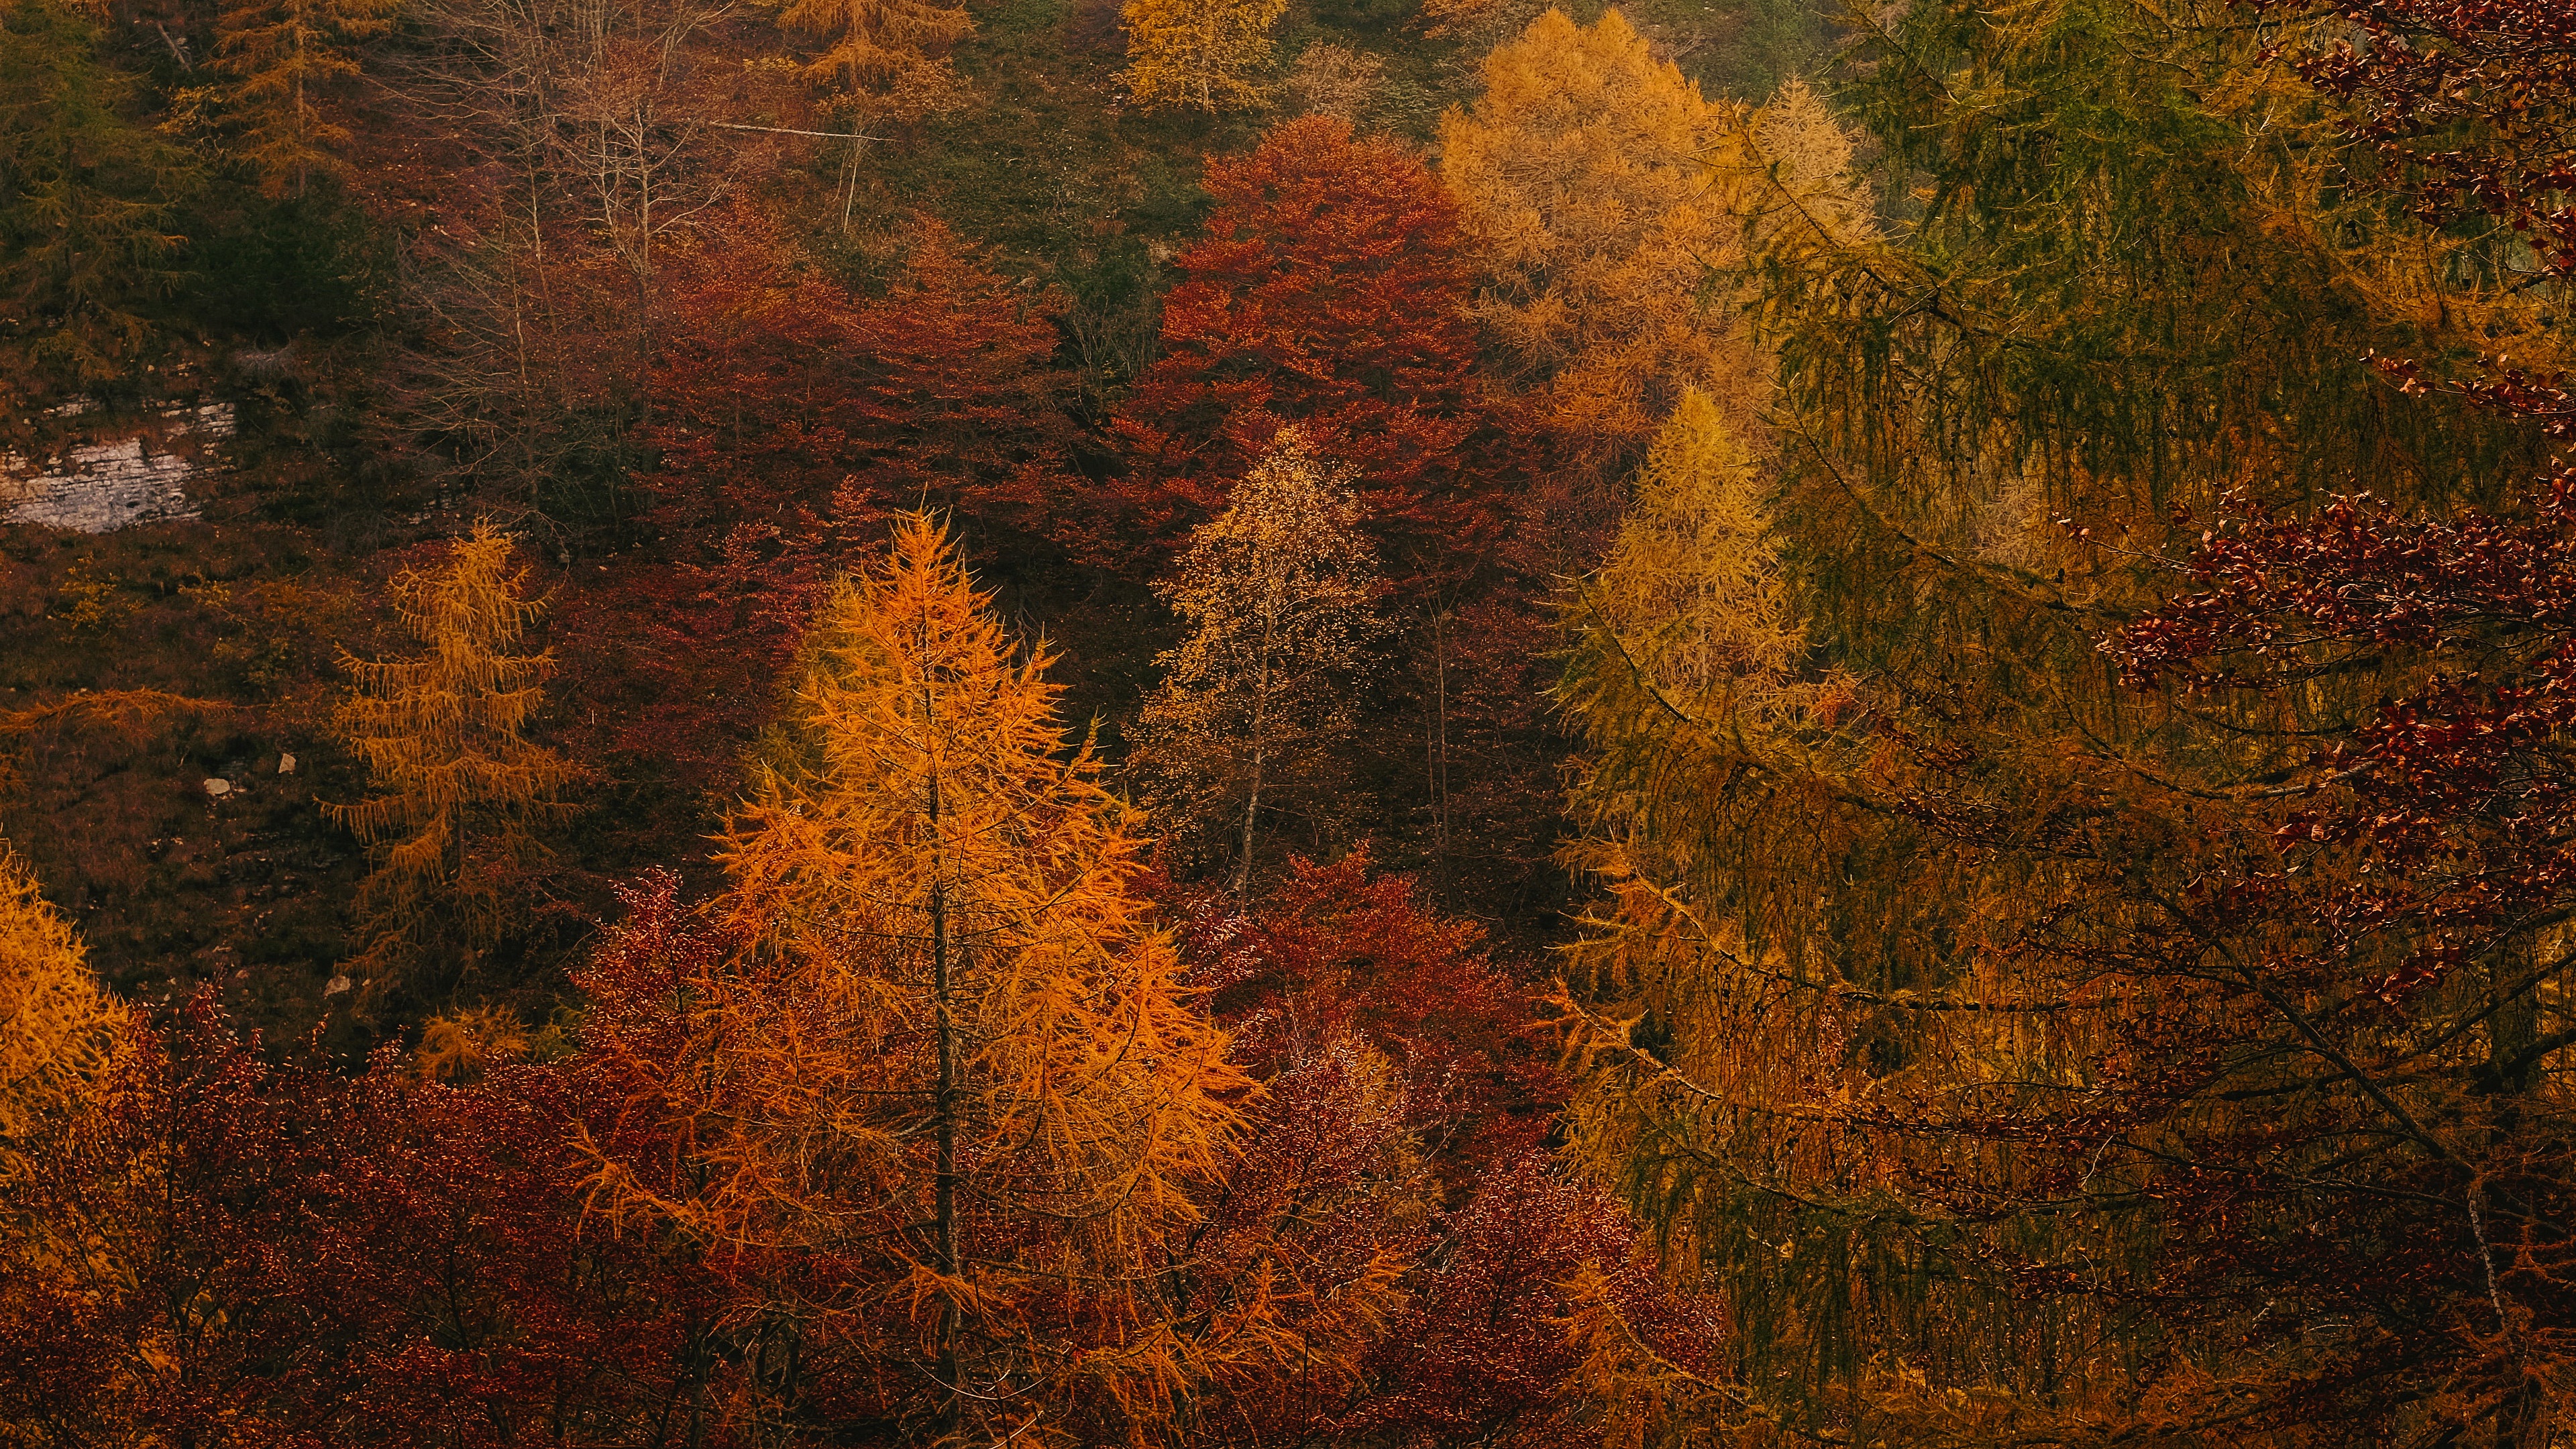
[{"left": 1, "top": 0, "right": 2571, "bottom": 1438}]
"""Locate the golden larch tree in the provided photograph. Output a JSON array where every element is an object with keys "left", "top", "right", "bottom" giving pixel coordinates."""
[
  {"left": 1130, "top": 429, "right": 1383, "bottom": 896},
  {"left": 325, "top": 521, "right": 575, "bottom": 986},
  {"left": 1121, "top": 0, "right": 1287, "bottom": 113},
  {"left": 0, "top": 843, "right": 128, "bottom": 1187},
  {"left": 584, "top": 514, "right": 1250, "bottom": 1443},
  {"left": 1577, "top": 386, "right": 1819, "bottom": 714},
  {"left": 1438, "top": 7, "right": 1762, "bottom": 464},
  {"left": 213, "top": 0, "right": 398, "bottom": 197},
  {"left": 778, "top": 0, "right": 973, "bottom": 119},
  {"left": 1751, "top": 76, "right": 1876, "bottom": 254}
]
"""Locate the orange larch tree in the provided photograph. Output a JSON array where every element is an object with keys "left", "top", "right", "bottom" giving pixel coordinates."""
[
  {"left": 326, "top": 522, "right": 578, "bottom": 996},
  {"left": 580, "top": 514, "right": 1251, "bottom": 1443}
]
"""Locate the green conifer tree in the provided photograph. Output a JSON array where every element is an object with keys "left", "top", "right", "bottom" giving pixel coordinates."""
[{"left": 213, "top": 0, "right": 397, "bottom": 197}]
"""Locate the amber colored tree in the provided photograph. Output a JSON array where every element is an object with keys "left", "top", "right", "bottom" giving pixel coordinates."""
[
  {"left": 779, "top": 0, "right": 972, "bottom": 117},
  {"left": 1575, "top": 384, "right": 1846, "bottom": 720},
  {"left": 326, "top": 522, "right": 577, "bottom": 987},
  {"left": 1131, "top": 431, "right": 1384, "bottom": 895},
  {"left": 1439, "top": 7, "right": 1762, "bottom": 464},
  {"left": 213, "top": 0, "right": 398, "bottom": 197},
  {"left": 1115, "top": 115, "right": 1488, "bottom": 558},
  {"left": 1121, "top": 0, "right": 1286, "bottom": 113},
  {"left": 582, "top": 515, "right": 1250, "bottom": 1443},
  {"left": 0, "top": 845, "right": 127, "bottom": 1186}
]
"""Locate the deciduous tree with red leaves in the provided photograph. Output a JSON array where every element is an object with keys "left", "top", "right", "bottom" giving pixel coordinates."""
[
  {"left": 2261, "top": 0, "right": 2576, "bottom": 284},
  {"left": 1183, "top": 849, "right": 1560, "bottom": 1174},
  {"left": 561, "top": 213, "right": 1084, "bottom": 800},
  {"left": 0, "top": 984, "right": 724, "bottom": 1448},
  {"left": 1163, "top": 853, "right": 1725, "bottom": 1449},
  {"left": 1114, "top": 115, "right": 1494, "bottom": 568}
]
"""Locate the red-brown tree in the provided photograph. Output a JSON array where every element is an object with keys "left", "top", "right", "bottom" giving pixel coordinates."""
[{"left": 1114, "top": 115, "right": 1495, "bottom": 569}]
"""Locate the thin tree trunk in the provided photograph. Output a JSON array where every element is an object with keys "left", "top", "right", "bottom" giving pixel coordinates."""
[
  {"left": 1430, "top": 608, "right": 1450, "bottom": 886},
  {"left": 925, "top": 640, "right": 961, "bottom": 1433},
  {"left": 1236, "top": 621, "right": 1275, "bottom": 900}
]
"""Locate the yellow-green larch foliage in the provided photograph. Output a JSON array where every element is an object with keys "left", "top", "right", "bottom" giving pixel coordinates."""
[
  {"left": 1580, "top": 386, "right": 1817, "bottom": 716},
  {"left": 1438, "top": 7, "right": 1762, "bottom": 463},
  {"left": 1750, "top": 76, "right": 1876, "bottom": 254},
  {"left": 1131, "top": 429, "right": 1383, "bottom": 895},
  {"left": 213, "top": 0, "right": 398, "bottom": 197},
  {"left": 586, "top": 514, "right": 1251, "bottom": 1443},
  {"left": 325, "top": 521, "right": 574, "bottom": 979},
  {"left": 777, "top": 0, "right": 973, "bottom": 119},
  {"left": 1121, "top": 0, "right": 1287, "bottom": 113},
  {"left": 1552, "top": 386, "right": 1875, "bottom": 1328},
  {"left": 0, "top": 844, "right": 127, "bottom": 1185}
]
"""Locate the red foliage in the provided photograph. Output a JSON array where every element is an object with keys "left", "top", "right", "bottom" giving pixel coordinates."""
[
  {"left": 2254, "top": 0, "right": 2576, "bottom": 431},
  {"left": 0, "top": 989, "right": 719, "bottom": 1446},
  {"left": 1161, "top": 853, "right": 1713, "bottom": 1448},
  {"left": 557, "top": 215, "right": 1083, "bottom": 798},
  {"left": 1113, "top": 117, "right": 1497, "bottom": 570},
  {"left": 1180, "top": 849, "right": 1564, "bottom": 1175},
  {"left": 2267, "top": 0, "right": 2576, "bottom": 283},
  {"left": 2115, "top": 472, "right": 2576, "bottom": 1010},
  {"left": 2021, "top": 475, "right": 2576, "bottom": 1431},
  {"left": 1348, "top": 1152, "right": 1727, "bottom": 1449}
]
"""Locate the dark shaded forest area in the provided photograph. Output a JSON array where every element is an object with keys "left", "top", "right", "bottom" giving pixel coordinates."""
[{"left": 2, "top": 0, "right": 2572, "bottom": 1441}]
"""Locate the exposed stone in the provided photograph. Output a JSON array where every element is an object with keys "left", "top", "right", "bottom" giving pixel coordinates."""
[
  {"left": 276, "top": 752, "right": 297, "bottom": 775},
  {"left": 203, "top": 777, "right": 232, "bottom": 798},
  {"left": 1, "top": 402, "right": 233, "bottom": 533}
]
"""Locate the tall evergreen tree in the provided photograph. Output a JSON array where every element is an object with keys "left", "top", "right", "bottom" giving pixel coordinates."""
[
  {"left": 0, "top": 0, "right": 193, "bottom": 408},
  {"left": 1553, "top": 0, "right": 2562, "bottom": 1439},
  {"left": 213, "top": 0, "right": 397, "bottom": 197}
]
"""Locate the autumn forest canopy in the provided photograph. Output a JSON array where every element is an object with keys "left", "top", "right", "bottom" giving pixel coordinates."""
[{"left": 3, "top": 0, "right": 2575, "bottom": 1440}]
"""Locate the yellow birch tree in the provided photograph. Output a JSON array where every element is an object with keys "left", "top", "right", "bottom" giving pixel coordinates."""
[
  {"left": 1121, "top": 0, "right": 1287, "bottom": 113},
  {"left": 325, "top": 521, "right": 576, "bottom": 989},
  {"left": 213, "top": 0, "right": 398, "bottom": 197},
  {"left": 1130, "top": 429, "right": 1383, "bottom": 896},
  {"left": 584, "top": 513, "right": 1251, "bottom": 1444}
]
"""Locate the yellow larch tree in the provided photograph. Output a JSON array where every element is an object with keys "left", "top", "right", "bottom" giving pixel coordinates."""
[
  {"left": 1575, "top": 386, "right": 1822, "bottom": 715},
  {"left": 1121, "top": 0, "right": 1287, "bottom": 113},
  {"left": 0, "top": 843, "right": 129, "bottom": 1187},
  {"left": 583, "top": 514, "right": 1252, "bottom": 1444},
  {"left": 778, "top": 0, "right": 973, "bottom": 119},
  {"left": 1130, "top": 429, "right": 1383, "bottom": 896},
  {"left": 1438, "top": 7, "right": 1762, "bottom": 465},
  {"left": 325, "top": 521, "right": 576, "bottom": 988},
  {"left": 1750, "top": 76, "right": 1876, "bottom": 256},
  {"left": 213, "top": 0, "right": 398, "bottom": 197}
]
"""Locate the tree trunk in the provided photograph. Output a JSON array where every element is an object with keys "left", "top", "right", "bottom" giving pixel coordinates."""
[
  {"left": 1236, "top": 621, "right": 1276, "bottom": 900},
  {"left": 928, "top": 690, "right": 961, "bottom": 1430}
]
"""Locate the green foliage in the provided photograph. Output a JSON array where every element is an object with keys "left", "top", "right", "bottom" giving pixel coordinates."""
[
  {"left": 180, "top": 185, "right": 388, "bottom": 340},
  {"left": 1555, "top": 0, "right": 2566, "bottom": 1436},
  {"left": 0, "top": 0, "right": 197, "bottom": 403}
]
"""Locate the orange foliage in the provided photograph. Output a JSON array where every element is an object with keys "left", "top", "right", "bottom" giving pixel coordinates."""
[{"left": 579, "top": 515, "right": 1251, "bottom": 1442}]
